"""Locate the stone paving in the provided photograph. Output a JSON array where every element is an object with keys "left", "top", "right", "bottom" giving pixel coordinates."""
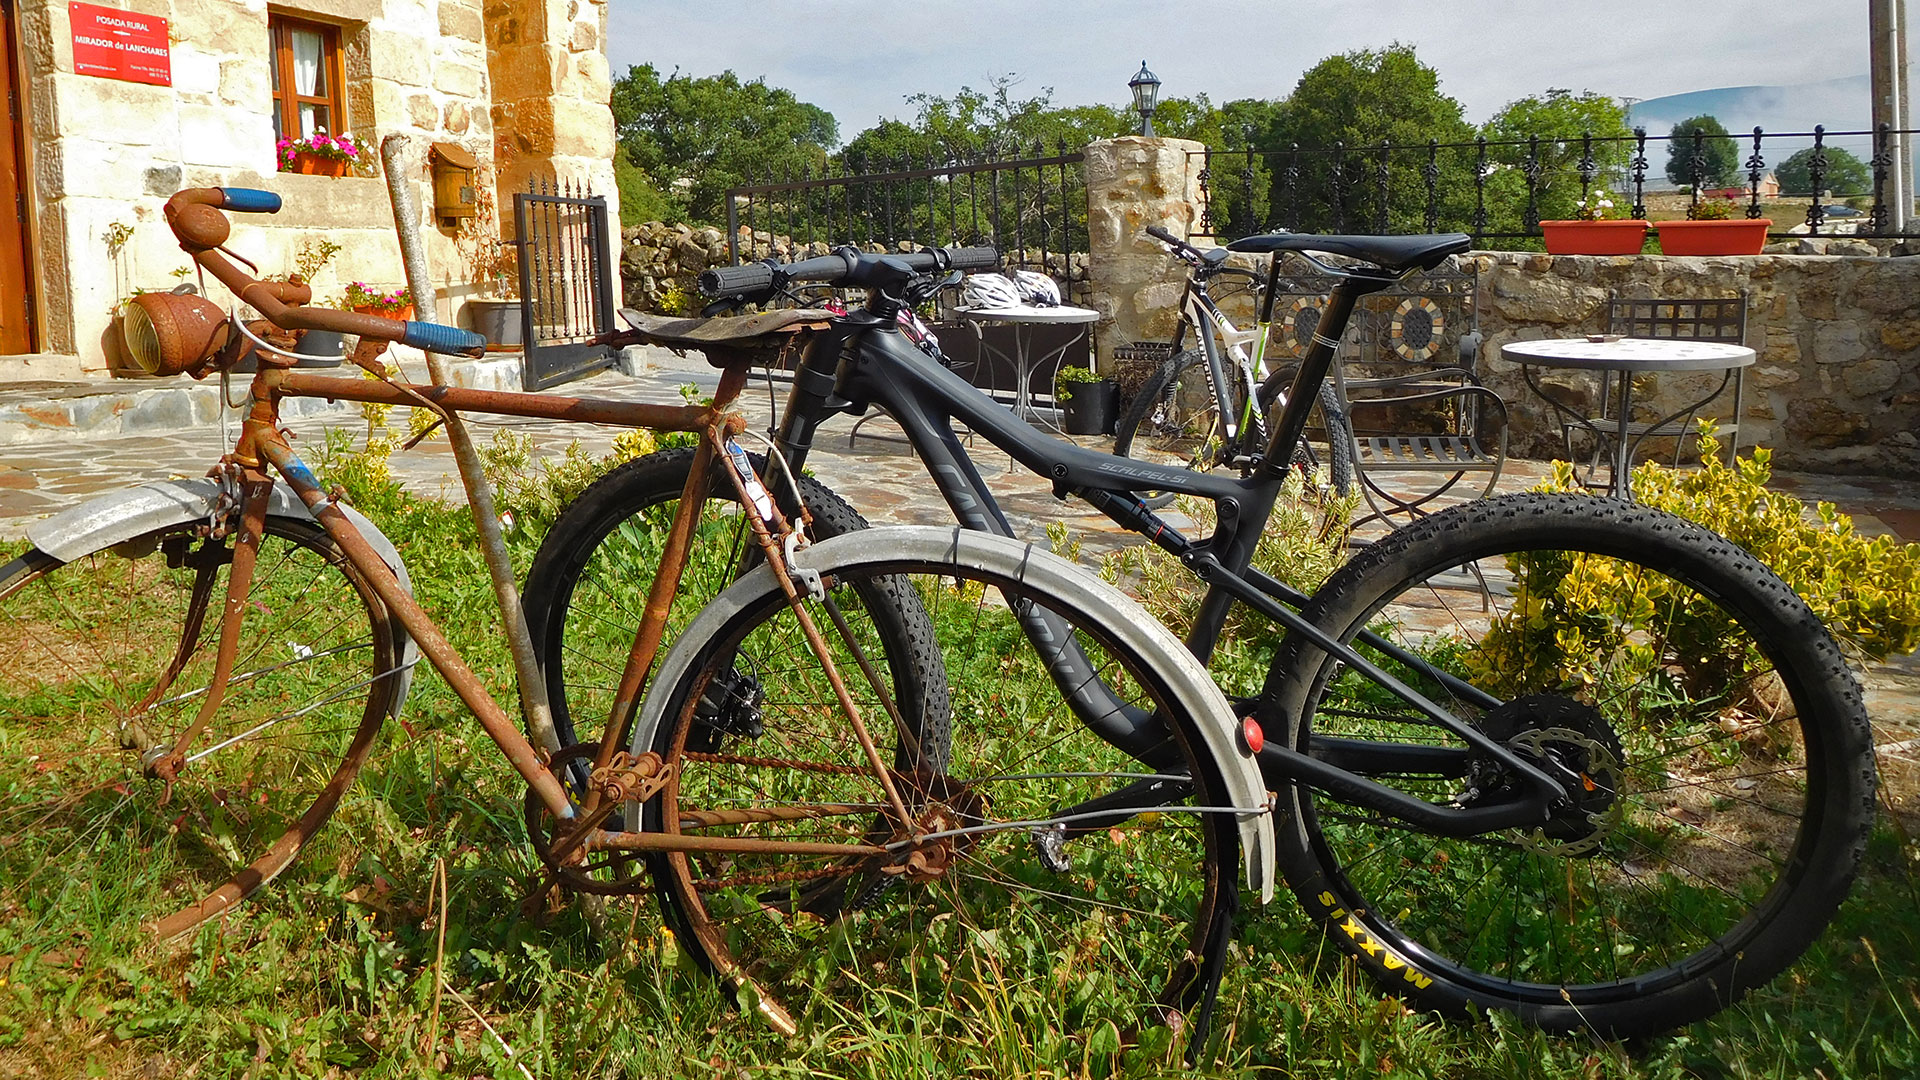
[{"left": 0, "top": 350, "right": 1912, "bottom": 789}]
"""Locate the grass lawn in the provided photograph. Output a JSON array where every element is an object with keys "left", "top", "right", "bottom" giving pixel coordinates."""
[{"left": 0, "top": 438, "right": 1914, "bottom": 1079}]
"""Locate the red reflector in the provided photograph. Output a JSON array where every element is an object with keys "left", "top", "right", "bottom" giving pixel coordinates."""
[{"left": 1241, "top": 715, "right": 1265, "bottom": 755}]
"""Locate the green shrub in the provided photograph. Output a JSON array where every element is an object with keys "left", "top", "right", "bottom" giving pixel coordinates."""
[
  {"left": 1477, "top": 430, "right": 1920, "bottom": 703},
  {"left": 1054, "top": 364, "right": 1104, "bottom": 404}
]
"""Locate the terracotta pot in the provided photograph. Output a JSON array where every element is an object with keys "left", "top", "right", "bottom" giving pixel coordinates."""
[
  {"left": 1539, "top": 219, "right": 1651, "bottom": 256},
  {"left": 289, "top": 152, "right": 348, "bottom": 177},
  {"left": 352, "top": 303, "right": 414, "bottom": 321},
  {"left": 1654, "top": 218, "right": 1773, "bottom": 256}
]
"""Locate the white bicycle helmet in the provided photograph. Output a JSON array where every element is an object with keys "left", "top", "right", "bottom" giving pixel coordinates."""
[
  {"left": 1009, "top": 269, "right": 1062, "bottom": 307},
  {"left": 962, "top": 272, "right": 1024, "bottom": 311}
]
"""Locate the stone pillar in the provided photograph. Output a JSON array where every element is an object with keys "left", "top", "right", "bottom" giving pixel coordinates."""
[
  {"left": 483, "top": 0, "right": 618, "bottom": 221},
  {"left": 1083, "top": 136, "right": 1208, "bottom": 373}
]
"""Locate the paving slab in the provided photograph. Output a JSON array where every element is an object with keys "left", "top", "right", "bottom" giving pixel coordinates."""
[{"left": 0, "top": 351, "right": 1911, "bottom": 804}]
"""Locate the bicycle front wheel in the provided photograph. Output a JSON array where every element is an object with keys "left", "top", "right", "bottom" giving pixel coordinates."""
[
  {"left": 1116, "top": 350, "right": 1354, "bottom": 509},
  {"left": 1264, "top": 493, "right": 1874, "bottom": 1036},
  {"left": 1112, "top": 348, "right": 1231, "bottom": 509},
  {"left": 640, "top": 528, "right": 1246, "bottom": 1042},
  {"left": 0, "top": 517, "right": 403, "bottom": 943},
  {"left": 523, "top": 447, "right": 946, "bottom": 756}
]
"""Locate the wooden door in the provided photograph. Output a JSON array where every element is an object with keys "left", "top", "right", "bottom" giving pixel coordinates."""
[{"left": 0, "top": 0, "right": 34, "bottom": 354}]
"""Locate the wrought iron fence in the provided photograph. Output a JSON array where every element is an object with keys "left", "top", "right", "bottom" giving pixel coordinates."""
[
  {"left": 1192, "top": 124, "right": 1920, "bottom": 246},
  {"left": 721, "top": 145, "right": 1089, "bottom": 293},
  {"left": 514, "top": 179, "right": 616, "bottom": 390}
]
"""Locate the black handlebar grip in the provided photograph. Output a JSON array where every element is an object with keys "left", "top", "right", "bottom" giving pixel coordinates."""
[
  {"left": 1146, "top": 224, "right": 1181, "bottom": 245},
  {"left": 944, "top": 247, "right": 999, "bottom": 270},
  {"left": 699, "top": 261, "right": 776, "bottom": 297},
  {"left": 780, "top": 253, "right": 860, "bottom": 282}
]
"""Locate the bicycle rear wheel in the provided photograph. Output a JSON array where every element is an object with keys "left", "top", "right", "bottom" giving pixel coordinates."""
[
  {"left": 0, "top": 517, "right": 403, "bottom": 942},
  {"left": 639, "top": 528, "right": 1246, "bottom": 1043},
  {"left": 1264, "top": 494, "right": 1874, "bottom": 1036}
]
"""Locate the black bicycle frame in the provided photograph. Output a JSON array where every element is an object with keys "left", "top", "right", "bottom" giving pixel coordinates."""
[{"left": 770, "top": 275, "right": 1568, "bottom": 835}]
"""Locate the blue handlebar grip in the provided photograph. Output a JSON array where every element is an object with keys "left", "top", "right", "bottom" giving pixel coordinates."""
[
  {"left": 220, "top": 188, "right": 283, "bottom": 214},
  {"left": 400, "top": 321, "right": 488, "bottom": 354}
]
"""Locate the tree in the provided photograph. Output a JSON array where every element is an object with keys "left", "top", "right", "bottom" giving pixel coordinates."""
[
  {"left": 1266, "top": 44, "right": 1477, "bottom": 235},
  {"left": 834, "top": 78, "right": 1144, "bottom": 250},
  {"left": 1775, "top": 146, "right": 1873, "bottom": 197},
  {"left": 1479, "top": 89, "right": 1633, "bottom": 234},
  {"left": 1664, "top": 115, "right": 1741, "bottom": 188},
  {"left": 610, "top": 65, "right": 837, "bottom": 225}
]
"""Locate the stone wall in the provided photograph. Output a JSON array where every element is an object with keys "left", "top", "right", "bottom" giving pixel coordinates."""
[
  {"left": 1082, "top": 136, "right": 1205, "bottom": 373},
  {"left": 1473, "top": 252, "right": 1920, "bottom": 477},
  {"left": 9, "top": 0, "right": 614, "bottom": 376}
]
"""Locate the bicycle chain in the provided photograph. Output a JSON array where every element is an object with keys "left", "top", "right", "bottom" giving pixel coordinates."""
[
  {"left": 691, "top": 863, "right": 854, "bottom": 893},
  {"left": 684, "top": 750, "right": 871, "bottom": 777}
]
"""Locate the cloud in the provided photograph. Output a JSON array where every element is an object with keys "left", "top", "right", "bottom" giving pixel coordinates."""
[{"left": 608, "top": 1, "right": 1897, "bottom": 144}]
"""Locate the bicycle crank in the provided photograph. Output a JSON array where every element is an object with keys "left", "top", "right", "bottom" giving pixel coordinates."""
[{"left": 523, "top": 743, "right": 653, "bottom": 896}]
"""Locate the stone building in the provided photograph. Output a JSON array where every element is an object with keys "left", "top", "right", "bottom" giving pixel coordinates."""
[{"left": 0, "top": 0, "right": 617, "bottom": 379}]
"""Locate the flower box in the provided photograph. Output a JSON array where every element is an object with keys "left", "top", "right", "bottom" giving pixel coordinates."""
[
  {"left": 1654, "top": 219, "right": 1773, "bottom": 257},
  {"left": 290, "top": 152, "right": 348, "bottom": 177},
  {"left": 1539, "top": 219, "right": 1651, "bottom": 256},
  {"left": 277, "top": 131, "right": 362, "bottom": 177},
  {"left": 351, "top": 303, "right": 414, "bottom": 322}
]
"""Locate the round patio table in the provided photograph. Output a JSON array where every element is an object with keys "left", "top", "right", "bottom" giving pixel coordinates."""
[
  {"left": 953, "top": 304, "right": 1101, "bottom": 429},
  {"left": 1501, "top": 336, "right": 1755, "bottom": 501}
]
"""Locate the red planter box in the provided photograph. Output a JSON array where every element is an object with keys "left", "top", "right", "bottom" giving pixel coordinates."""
[
  {"left": 1654, "top": 219, "right": 1773, "bottom": 256},
  {"left": 287, "top": 152, "right": 348, "bottom": 177},
  {"left": 1539, "top": 219, "right": 1651, "bottom": 256}
]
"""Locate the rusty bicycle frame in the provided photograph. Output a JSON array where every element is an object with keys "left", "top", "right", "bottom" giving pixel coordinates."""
[{"left": 140, "top": 189, "right": 918, "bottom": 955}]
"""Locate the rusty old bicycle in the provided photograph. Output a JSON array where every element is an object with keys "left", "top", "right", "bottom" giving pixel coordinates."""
[{"left": 0, "top": 186, "right": 1274, "bottom": 1039}]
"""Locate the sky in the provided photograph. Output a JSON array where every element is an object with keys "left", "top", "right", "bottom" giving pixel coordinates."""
[{"left": 606, "top": 1, "right": 1904, "bottom": 141}]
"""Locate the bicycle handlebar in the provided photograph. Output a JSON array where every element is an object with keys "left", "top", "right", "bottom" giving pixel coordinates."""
[
  {"left": 699, "top": 245, "right": 998, "bottom": 299},
  {"left": 161, "top": 187, "right": 487, "bottom": 358}
]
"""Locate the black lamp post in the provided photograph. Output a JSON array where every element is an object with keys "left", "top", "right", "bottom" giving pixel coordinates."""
[{"left": 1128, "top": 61, "right": 1161, "bottom": 137}]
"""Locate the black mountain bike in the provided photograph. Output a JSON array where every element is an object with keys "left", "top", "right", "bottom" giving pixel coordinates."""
[{"left": 526, "top": 232, "right": 1875, "bottom": 1039}]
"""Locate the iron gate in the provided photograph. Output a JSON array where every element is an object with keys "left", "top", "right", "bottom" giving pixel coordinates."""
[{"left": 514, "top": 182, "right": 616, "bottom": 389}]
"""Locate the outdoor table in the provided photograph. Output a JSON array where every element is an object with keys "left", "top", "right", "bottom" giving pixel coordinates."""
[
  {"left": 953, "top": 304, "right": 1101, "bottom": 429},
  {"left": 1501, "top": 336, "right": 1755, "bottom": 501}
]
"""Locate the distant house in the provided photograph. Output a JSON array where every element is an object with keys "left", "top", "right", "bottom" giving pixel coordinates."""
[{"left": 1703, "top": 173, "right": 1781, "bottom": 200}]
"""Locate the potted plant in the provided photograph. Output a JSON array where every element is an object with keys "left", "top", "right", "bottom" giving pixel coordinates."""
[
  {"left": 1655, "top": 197, "right": 1772, "bottom": 256},
  {"left": 1539, "top": 191, "right": 1650, "bottom": 256},
  {"left": 345, "top": 281, "right": 414, "bottom": 321},
  {"left": 463, "top": 242, "right": 522, "bottom": 349},
  {"left": 1056, "top": 365, "right": 1120, "bottom": 436},
  {"left": 276, "top": 131, "right": 362, "bottom": 177},
  {"left": 287, "top": 238, "right": 346, "bottom": 367}
]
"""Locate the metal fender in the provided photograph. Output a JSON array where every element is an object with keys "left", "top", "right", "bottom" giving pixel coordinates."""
[
  {"left": 631, "top": 526, "right": 1276, "bottom": 903},
  {"left": 25, "top": 479, "right": 418, "bottom": 717}
]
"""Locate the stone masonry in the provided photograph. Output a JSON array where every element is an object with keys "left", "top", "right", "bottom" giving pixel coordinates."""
[
  {"left": 1082, "top": 136, "right": 1206, "bottom": 374},
  {"left": 1473, "top": 252, "right": 1920, "bottom": 477},
  {"left": 8, "top": 0, "right": 615, "bottom": 377}
]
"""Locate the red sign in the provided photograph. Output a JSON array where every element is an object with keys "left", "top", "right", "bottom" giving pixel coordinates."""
[{"left": 70, "top": 2, "right": 170, "bottom": 87}]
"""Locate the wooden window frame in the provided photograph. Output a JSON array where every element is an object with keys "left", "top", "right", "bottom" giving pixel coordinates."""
[{"left": 268, "top": 13, "right": 345, "bottom": 142}]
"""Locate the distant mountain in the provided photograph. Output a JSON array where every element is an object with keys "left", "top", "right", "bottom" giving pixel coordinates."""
[{"left": 1626, "top": 76, "right": 1882, "bottom": 185}]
